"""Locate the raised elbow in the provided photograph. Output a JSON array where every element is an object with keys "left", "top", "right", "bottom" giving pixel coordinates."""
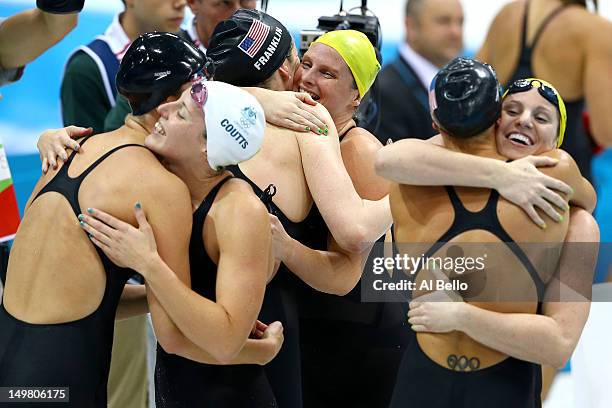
[
  {"left": 550, "top": 353, "right": 571, "bottom": 371},
  {"left": 374, "top": 151, "right": 390, "bottom": 179},
  {"left": 548, "top": 338, "right": 575, "bottom": 370},
  {"left": 330, "top": 284, "right": 352, "bottom": 296},
  {"left": 336, "top": 226, "right": 367, "bottom": 254},
  {"left": 330, "top": 277, "right": 360, "bottom": 296}
]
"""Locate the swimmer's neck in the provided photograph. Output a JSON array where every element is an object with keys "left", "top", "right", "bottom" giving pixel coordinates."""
[
  {"left": 333, "top": 108, "right": 357, "bottom": 136},
  {"left": 337, "top": 118, "right": 356, "bottom": 138},
  {"left": 124, "top": 113, "right": 158, "bottom": 139},
  {"left": 441, "top": 129, "right": 504, "bottom": 160},
  {"left": 163, "top": 156, "right": 227, "bottom": 208}
]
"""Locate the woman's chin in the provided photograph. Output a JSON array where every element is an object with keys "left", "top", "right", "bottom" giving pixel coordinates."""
[
  {"left": 144, "top": 135, "right": 162, "bottom": 155},
  {"left": 498, "top": 138, "right": 539, "bottom": 159}
]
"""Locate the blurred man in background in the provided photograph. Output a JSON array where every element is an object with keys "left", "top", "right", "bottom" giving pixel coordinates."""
[
  {"left": 60, "top": 0, "right": 187, "bottom": 135},
  {"left": 185, "top": 0, "right": 256, "bottom": 52},
  {"left": 361, "top": 0, "right": 463, "bottom": 144},
  {"left": 103, "top": 0, "right": 258, "bottom": 132}
]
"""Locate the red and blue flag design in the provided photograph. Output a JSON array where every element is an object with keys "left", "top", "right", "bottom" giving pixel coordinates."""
[{"left": 238, "top": 20, "right": 270, "bottom": 58}]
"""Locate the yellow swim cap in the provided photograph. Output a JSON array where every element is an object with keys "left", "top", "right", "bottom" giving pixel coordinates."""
[
  {"left": 312, "top": 30, "right": 381, "bottom": 98},
  {"left": 503, "top": 78, "right": 567, "bottom": 148}
]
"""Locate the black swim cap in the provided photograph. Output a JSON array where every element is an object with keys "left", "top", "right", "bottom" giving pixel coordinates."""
[
  {"left": 207, "top": 9, "right": 293, "bottom": 87},
  {"left": 429, "top": 57, "right": 502, "bottom": 138},
  {"left": 116, "top": 32, "right": 205, "bottom": 115}
]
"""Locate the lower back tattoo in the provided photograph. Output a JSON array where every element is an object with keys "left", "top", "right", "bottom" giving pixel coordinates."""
[{"left": 447, "top": 354, "right": 481, "bottom": 371}]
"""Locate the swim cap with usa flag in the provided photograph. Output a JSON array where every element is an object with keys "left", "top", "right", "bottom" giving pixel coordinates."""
[
  {"left": 195, "top": 81, "right": 265, "bottom": 170},
  {"left": 207, "top": 9, "right": 293, "bottom": 87}
]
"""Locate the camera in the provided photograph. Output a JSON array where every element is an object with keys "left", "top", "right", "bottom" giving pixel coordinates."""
[{"left": 298, "top": 0, "right": 382, "bottom": 57}]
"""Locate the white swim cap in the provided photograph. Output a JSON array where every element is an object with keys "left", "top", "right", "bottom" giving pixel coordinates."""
[{"left": 192, "top": 80, "right": 265, "bottom": 170}]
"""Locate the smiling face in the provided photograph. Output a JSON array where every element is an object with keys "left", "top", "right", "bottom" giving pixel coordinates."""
[
  {"left": 146, "top": 85, "right": 206, "bottom": 161},
  {"left": 293, "top": 43, "right": 359, "bottom": 120},
  {"left": 495, "top": 88, "right": 560, "bottom": 159}
]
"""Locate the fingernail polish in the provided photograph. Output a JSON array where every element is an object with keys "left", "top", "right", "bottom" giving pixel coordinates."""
[
  {"left": 74, "top": 145, "right": 79, "bottom": 151},
  {"left": 559, "top": 216, "right": 564, "bottom": 222},
  {"left": 323, "top": 128, "right": 329, "bottom": 136},
  {"left": 78, "top": 214, "right": 84, "bottom": 221},
  {"left": 304, "top": 126, "right": 310, "bottom": 132},
  {"left": 317, "top": 128, "right": 323, "bottom": 134},
  {"left": 135, "top": 202, "right": 141, "bottom": 209},
  {"left": 79, "top": 221, "right": 85, "bottom": 226},
  {"left": 541, "top": 224, "right": 547, "bottom": 230},
  {"left": 88, "top": 233, "right": 93, "bottom": 239},
  {"left": 87, "top": 208, "right": 93, "bottom": 214}
]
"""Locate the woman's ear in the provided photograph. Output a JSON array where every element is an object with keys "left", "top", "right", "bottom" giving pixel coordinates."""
[
  {"left": 278, "top": 60, "right": 291, "bottom": 82},
  {"left": 494, "top": 117, "right": 502, "bottom": 132},
  {"left": 352, "top": 92, "right": 361, "bottom": 108}
]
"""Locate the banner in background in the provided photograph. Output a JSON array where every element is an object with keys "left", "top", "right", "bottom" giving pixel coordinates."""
[{"left": 0, "top": 137, "right": 20, "bottom": 242}]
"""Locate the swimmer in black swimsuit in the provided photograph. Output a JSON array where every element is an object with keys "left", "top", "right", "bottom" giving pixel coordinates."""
[
  {"left": 205, "top": 10, "right": 392, "bottom": 407},
  {"left": 502, "top": 0, "right": 593, "bottom": 179},
  {"left": 78, "top": 34, "right": 286, "bottom": 408},
  {"left": 377, "top": 75, "right": 600, "bottom": 405},
  {"left": 477, "top": 0, "right": 612, "bottom": 180},
  {"left": 377, "top": 58, "right": 598, "bottom": 408},
  {"left": 268, "top": 30, "right": 408, "bottom": 408},
  {"left": 0, "top": 33, "right": 202, "bottom": 407}
]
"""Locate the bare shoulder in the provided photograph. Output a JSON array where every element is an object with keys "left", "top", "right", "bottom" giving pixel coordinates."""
[
  {"left": 497, "top": 0, "right": 522, "bottom": 20},
  {"left": 541, "top": 148, "right": 576, "bottom": 166},
  {"left": 214, "top": 178, "right": 268, "bottom": 220},
  {"left": 490, "top": 1, "right": 522, "bottom": 31},
  {"left": 268, "top": 123, "right": 303, "bottom": 141},
  {"left": 311, "top": 101, "right": 333, "bottom": 119},
  {"left": 428, "top": 134, "right": 444, "bottom": 146},
  {"left": 584, "top": 13, "right": 612, "bottom": 50},
  {"left": 539, "top": 149, "right": 581, "bottom": 179},
  {"left": 99, "top": 144, "right": 186, "bottom": 192},
  {"left": 343, "top": 127, "right": 390, "bottom": 198},
  {"left": 209, "top": 178, "right": 270, "bottom": 248},
  {"left": 125, "top": 151, "right": 191, "bottom": 210},
  {"left": 343, "top": 127, "right": 383, "bottom": 152}
]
